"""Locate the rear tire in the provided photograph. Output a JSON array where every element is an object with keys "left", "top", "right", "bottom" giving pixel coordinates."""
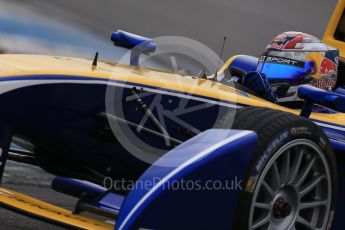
[{"left": 216, "top": 107, "right": 337, "bottom": 230}]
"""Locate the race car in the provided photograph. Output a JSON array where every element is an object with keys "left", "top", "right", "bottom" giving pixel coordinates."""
[{"left": 0, "top": 1, "right": 344, "bottom": 230}]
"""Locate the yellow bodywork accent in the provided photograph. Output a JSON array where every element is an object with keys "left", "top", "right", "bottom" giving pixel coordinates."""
[
  {"left": 0, "top": 187, "right": 114, "bottom": 229},
  {"left": 218, "top": 55, "right": 241, "bottom": 74},
  {"left": 323, "top": 0, "right": 345, "bottom": 58},
  {"left": 306, "top": 52, "right": 330, "bottom": 79},
  {"left": 0, "top": 54, "right": 345, "bottom": 127},
  {"left": 1, "top": 4, "right": 345, "bottom": 227}
]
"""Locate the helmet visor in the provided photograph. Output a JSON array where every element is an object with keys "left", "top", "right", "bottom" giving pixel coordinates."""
[{"left": 257, "top": 54, "right": 315, "bottom": 84}]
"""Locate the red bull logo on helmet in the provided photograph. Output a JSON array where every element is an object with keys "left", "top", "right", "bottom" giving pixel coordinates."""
[
  {"left": 313, "top": 78, "right": 336, "bottom": 89},
  {"left": 320, "top": 57, "right": 337, "bottom": 77}
]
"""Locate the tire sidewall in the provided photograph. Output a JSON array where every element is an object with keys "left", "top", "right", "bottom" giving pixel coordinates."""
[{"left": 235, "top": 120, "right": 337, "bottom": 229}]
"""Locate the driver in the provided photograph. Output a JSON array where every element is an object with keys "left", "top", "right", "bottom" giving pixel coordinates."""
[{"left": 238, "top": 31, "right": 339, "bottom": 103}]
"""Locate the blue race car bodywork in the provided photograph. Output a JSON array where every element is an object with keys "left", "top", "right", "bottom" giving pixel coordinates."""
[{"left": 0, "top": 12, "right": 344, "bottom": 228}]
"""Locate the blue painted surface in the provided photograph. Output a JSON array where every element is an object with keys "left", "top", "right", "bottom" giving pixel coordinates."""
[
  {"left": 228, "top": 55, "right": 258, "bottom": 73},
  {"left": 51, "top": 177, "right": 107, "bottom": 200},
  {"left": 336, "top": 87, "right": 345, "bottom": 95},
  {"left": 312, "top": 105, "right": 338, "bottom": 114},
  {"left": 330, "top": 138, "right": 345, "bottom": 152},
  {"left": 111, "top": 30, "right": 156, "bottom": 66},
  {"left": 111, "top": 30, "right": 156, "bottom": 51},
  {"left": 77, "top": 191, "right": 124, "bottom": 215},
  {"left": 115, "top": 129, "right": 257, "bottom": 230},
  {"left": 298, "top": 85, "right": 345, "bottom": 113},
  {"left": 51, "top": 178, "right": 124, "bottom": 214},
  {"left": 0, "top": 74, "right": 244, "bottom": 107},
  {"left": 0, "top": 74, "right": 344, "bottom": 157},
  {"left": 94, "top": 192, "right": 125, "bottom": 214},
  {"left": 0, "top": 74, "right": 343, "bottom": 228},
  {"left": 0, "top": 75, "right": 233, "bottom": 181}
]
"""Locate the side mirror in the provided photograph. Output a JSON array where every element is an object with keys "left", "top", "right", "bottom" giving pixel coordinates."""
[
  {"left": 111, "top": 30, "right": 156, "bottom": 66},
  {"left": 298, "top": 85, "right": 345, "bottom": 117}
]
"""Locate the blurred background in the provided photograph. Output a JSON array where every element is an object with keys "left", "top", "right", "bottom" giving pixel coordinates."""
[
  {"left": 0, "top": 0, "right": 338, "bottom": 229},
  {"left": 0, "top": 0, "right": 338, "bottom": 59}
]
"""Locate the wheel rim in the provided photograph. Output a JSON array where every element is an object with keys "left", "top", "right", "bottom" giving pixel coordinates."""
[{"left": 248, "top": 139, "right": 332, "bottom": 230}]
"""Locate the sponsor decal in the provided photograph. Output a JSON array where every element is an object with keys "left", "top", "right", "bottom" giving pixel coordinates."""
[
  {"left": 313, "top": 78, "right": 336, "bottom": 88},
  {"left": 291, "top": 127, "right": 311, "bottom": 135},
  {"left": 255, "top": 131, "right": 289, "bottom": 173},
  {"left": 320, "top": 57, "right": 337, "bottom": 77},
  {"left": 259, "top": 55, "right": 302, "bottom": 67}
]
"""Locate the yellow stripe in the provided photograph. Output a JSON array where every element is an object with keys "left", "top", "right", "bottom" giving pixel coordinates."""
[
  {"left": 0, "top": 187, "right": 114, "bottom": 229},
  {"left": 218, "top": 55, "right": 241, "bottom": 74},
  {"left": 323, "top": 0, "right": 345, "bottom": 58},
  {"left": 0, "top": 54, "right": 345, "bottom": 127}
]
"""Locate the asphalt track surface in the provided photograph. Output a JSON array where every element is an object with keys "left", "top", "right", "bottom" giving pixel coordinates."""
[{"left": 0, "top": 0, "right": 339, "bottom": 229}]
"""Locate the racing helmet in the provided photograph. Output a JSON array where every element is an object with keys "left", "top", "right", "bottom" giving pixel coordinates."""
[{"left": 257, "top": 31, "right": 339, "bottom": 102}]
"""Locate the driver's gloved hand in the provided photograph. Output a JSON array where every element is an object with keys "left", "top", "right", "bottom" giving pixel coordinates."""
[{"left": 243, "top": 71, "right": 277, "bottom": 103}]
